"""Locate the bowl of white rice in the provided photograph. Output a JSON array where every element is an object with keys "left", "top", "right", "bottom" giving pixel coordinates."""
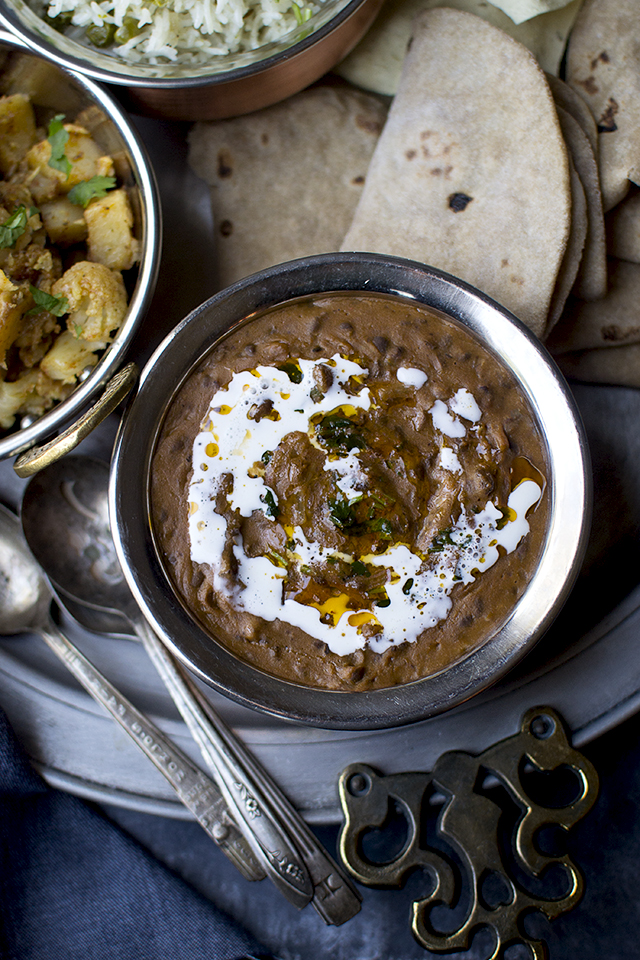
[{"left": 0, "top": 0, "right": 383, "bottom": 119}]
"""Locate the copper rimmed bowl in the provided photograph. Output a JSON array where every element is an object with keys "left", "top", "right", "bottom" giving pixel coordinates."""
[
  {"left": 0, "top": 31, "right": 161, "bottom": 466},
  {"left": 109, "top": 253, "right": 591, "bottom": 730},
  {"left": 0, "top": 0, "right": 383, "bottom": 120}
]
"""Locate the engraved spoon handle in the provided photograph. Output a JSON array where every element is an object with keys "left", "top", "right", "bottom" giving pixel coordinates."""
[
  {"left": 134, "top": 617, "right": 362, "bottom": 925},
  {"left": 134, "top": 617, "right": 314, "bottom": 910},
  {"left": 186, "top": 668, "right": 363, "bottom": 925},
  {"left": 38, "top": 615, "right": 265, "bottom": 882}
]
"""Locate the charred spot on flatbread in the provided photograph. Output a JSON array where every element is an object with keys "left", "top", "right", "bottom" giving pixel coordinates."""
[
  {"left": 597, "top": 98, "right": 619, "bottom": 134},
  {"left": 448, "top": 192, "right": 473, "bottom": 212}
]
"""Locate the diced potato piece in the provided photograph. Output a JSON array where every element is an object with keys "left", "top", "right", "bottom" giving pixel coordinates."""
[
  {"left": 25, "top": 124, "right": 105, "bottom": 203},
  {"left": 84, "top": 188, "right": 140, "bottom": 271},
  {"left": 0, "top": 269, "right": 28, "bottom": 366},
  {"left": 40, "top": 328, "right": 104, "bottom": 384},
  {"left": 40, "top": 196, "right": 88, "bottom": 245},
  {"left": 0, "top": 94, "right": 37, "bottom": 176},
  {"left": 52, "top": 260, "right": 127, "bottom": 342}
]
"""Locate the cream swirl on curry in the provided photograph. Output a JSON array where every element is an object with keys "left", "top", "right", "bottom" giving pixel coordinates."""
[{"left": 187, "top": 353, "right": 541, "bottom": 658}]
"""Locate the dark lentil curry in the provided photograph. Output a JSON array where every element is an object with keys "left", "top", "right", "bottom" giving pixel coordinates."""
[{"left": 151, "top": 293, "right": 548, "bottom": 691}]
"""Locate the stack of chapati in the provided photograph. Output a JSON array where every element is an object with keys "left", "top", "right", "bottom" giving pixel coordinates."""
[{"left": 188, "top": 0, "right": 640, "bottom": 388}]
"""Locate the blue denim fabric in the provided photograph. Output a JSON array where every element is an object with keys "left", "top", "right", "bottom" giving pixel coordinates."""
[{"left": 0, "top": 707, "right": 274, "bottom": 960}]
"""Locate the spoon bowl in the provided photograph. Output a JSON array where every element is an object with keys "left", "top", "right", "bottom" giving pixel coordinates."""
[
  {"left": 20, "top": 456, "right": 138, "bottom": 620},
  {"left": 0, "top": 500, "right": 263, "bottom": 880},
  {"left": 0, "top": 505, "right": 53, "bottom": 636}
]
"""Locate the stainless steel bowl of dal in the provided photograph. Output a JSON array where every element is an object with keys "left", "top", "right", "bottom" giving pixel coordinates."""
[
  {"left": 0, "top": 31, "right": 161, "bottom": 469},
  {"left": 0, "top": 0, "right": 384, "bottom": 121},
  {"left": 110, "top": 252, "right": 591, "bottom": 730}
]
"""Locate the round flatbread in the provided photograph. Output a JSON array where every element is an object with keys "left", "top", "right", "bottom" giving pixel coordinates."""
[
  {"left": 566, "top": 0, "right": 640, "bottom": 212},
  {"left": 606, "top": 187, "right": 640, "bottom": 263},
  {"left": 555, "top": 105, "right": 607, "bottom": 302},
  {"left": 547, "top": 157, "right": 588, "bottom": 334},
  {"left": 556, "top": 342, "right": 640, "bottom": 387},
  {"left": 341, "top": 8, "right": 572, "bottom": 338},
  {"left": 548, "top": 258, "right": 640, "bottom": 353},
  {"left": 335, "top": 0, "right": 584, "bottom": 96},
  {"left": 188, "top": 86, "right": 387, "bottom": 288}
]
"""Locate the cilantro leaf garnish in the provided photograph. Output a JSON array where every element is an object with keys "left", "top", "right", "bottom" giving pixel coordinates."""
[
  {"left": 315, "top": 413, "right": 365, "bottom": 454},
  {"left": 68, "top": 175, "right": 117, "bottom": 208},
  {"left": 260, "top": 489, "right": 280, "bottom": 519},
  {"left": 47, "top": 114, "right": 72, "bottom": 177},
  {"left": 0, "top": 206, "right": 32, "bottom": 249},
  {"left": 277, "top": 360, "right": 303, "bottom": 384},
  {"left": 369, "top": 518, "right": 393, "bottom": 540},
  {"left": 350, "top": 559, "right": 370, "bottom": 578},
  {"left": 27, "top": 284, "right": 69, "bottom": 317},
  {"left": 328, "top": 497, "right": 358, "bottom": 531},
  {"left": 429, "top": 529, "right": 455, "bottom": 553}
]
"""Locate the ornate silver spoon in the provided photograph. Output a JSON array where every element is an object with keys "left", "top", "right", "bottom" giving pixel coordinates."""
[{"left": 20, "top": 456, "right": 362, "bottom": 924}]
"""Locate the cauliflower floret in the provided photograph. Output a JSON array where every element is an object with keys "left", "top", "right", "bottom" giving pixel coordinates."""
[
  {"left": 51, "top": 260, "right": 127, "bottom": 342},
  {"left": 0, "top": 367, "right": 72, "bottom": 429},
  {"left": 40, "top": 329, "right": 104, "bottom": 384}
]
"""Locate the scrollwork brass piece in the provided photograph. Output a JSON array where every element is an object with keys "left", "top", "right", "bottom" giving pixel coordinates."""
[{"left": 338, "top": 707, "right": 598, "bottom": 958}]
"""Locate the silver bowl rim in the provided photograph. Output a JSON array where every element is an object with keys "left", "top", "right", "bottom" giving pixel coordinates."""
[
  {"left": 109, "top": 252, "right": 592, "bottom": 731},
  {"left": 0, "top": 0, "right": 370, "bottom": 88},
  {"left": 0, "top": 29, "right": 162, "bottom": 461}
]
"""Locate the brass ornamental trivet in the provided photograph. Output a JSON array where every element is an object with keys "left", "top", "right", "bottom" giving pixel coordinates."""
[{"left": 338, "top": 707, "right": 598, "bottom": 958}]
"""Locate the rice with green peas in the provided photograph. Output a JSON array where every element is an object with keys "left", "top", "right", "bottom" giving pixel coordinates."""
[{"left": 38, "top": 0, "right": 319, "bottom": 64}]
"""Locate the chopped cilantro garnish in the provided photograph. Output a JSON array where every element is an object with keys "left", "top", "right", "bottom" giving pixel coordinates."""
[
  {"left": 375, "top": 596, "right": 391, "bottom": 608},
  {"left": 0, "top": 206, "right": 33, "bottom": 249},
  {"left": 315, "top": 413, "right": 365, "bottom": 454},
  {"left": 328, "top": 497, "right": 357, "bottom": 531},
  {"left": 369, "top": 518, "right": 393, "bottom": 540},
  {"left": 27, "top": 285, "right": 69, "bottom": 317},
  {"left": 47, "top": 114, "right": 72, "bottom": 177},
  {"left": 350, "top": 559, "right": 370, "bottom": 577},
  {"left": 260, "top": 489, "right": 279, "bottom": 519},
  {"left": 68, "top": 175, "right": 117, "bottom": 208},
  {"left": 402, "top": 578, "right": 414, "bottom": 595},
  {"left": 261, "top": 450, "right": 273, "bottom": 465},
  {"left": 267, "top": 550, "right": 288, "bottom": 568},
  {"left": 277, "top": 360, "right": 303, "bottom": 383},
  {"left": 369, "top": 490, "right": 395, "bottom": 508},
  {"left": 429, "top": 529, "right": 455, "bottom": 553}
]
